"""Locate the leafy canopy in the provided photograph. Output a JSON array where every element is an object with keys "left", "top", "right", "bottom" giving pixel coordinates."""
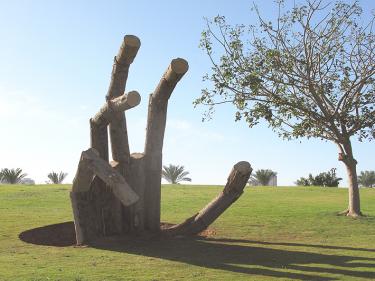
[
  {"left": 47, "top": 171, "right": 68, "bottom": 184},
  {"left": 162, "top": 164, "right": 192, "bottom": 184},
  {"left": 196, "top": 0, "right": 375, "bottom": 143},
  {"left": 357, "top": 170, "right": 375, "bottom": 187},
  {"left": 296, "top": 168, "right": 342, "bottom": 187},
  {"left": 0, "top": 168, "right": 27, "bottom": 184}
]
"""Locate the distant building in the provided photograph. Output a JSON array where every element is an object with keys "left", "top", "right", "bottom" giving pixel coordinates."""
[
  {"left": 20, "top": 178, "right": 35, "bottom": 185},
  {"left": 248, "top": 175, "right": 277, "bottom": 187},
  {"left": 268, "top": 175, "right": 277, "bottom": 186}
]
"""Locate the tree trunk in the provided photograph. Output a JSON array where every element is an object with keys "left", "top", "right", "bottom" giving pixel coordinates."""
[
  {"left": 143, "top": 58, "right": 189, "bottom": 231},
  {"left": 338, "top": 138, "right": 361, "bottom": 217},
  {"left": 163, "top": 161, "right": 252, "bottom": 236},
  {"left": 70, "top": 149, "right": 139, "bottom": 244},
  {"left": 107, "top": 35, "right": 140, "bottom": 177},
  {"left": 345, "top": 161, "right": 361, "bottom": 217},
  {"left": 126, "top": 153, "right": 146, "bottom": 233},
  {"left": 84, "top": 89, "right": 141, "bottom": 241},
  {"left": 105, "top": 36, "right": 141, "bottom": 233}
]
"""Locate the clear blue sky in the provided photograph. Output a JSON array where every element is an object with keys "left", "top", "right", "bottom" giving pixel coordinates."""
[{"left": 0, "top": 0, "right": 374, "bottom": 186}]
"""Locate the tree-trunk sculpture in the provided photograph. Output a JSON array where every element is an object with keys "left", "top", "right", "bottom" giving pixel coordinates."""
[{"left": 70, "top": 35, "right": 252, "bottom": 245}]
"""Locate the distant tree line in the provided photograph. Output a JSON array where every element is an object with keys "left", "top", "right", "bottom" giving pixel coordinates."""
[
  {"left": 0, "top": 168, "right": 68, "bottom": 185},
  {"left": 296, "top": 168, "right": 342, "bottom": 187},
  {"left": 1, "top": 165, "right": 374, "bottom": 188},
  {"left": 358, "top": 171, "right": 375, "bottom": 188},
  {"left": 0, "top": 168, "right": 27, "bottom": 184},
  {"left": 296, "top": 168, "right": 375, "bottom": 188}
]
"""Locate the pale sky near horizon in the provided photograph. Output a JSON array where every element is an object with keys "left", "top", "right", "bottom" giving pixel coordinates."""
[{"left": 0, "top": 0, "right": 374, "bottom": 186}]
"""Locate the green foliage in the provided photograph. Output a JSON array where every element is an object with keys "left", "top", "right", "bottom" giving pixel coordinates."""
[
  {"left": 162, "top": 164, "right": 192, "bottom": 184},
  {"left": 198, "top": 0, "right": 374, "bottom": 213},
  {"left": 197, "top": 1, "right": 375, "bottom": 142},
  {"left": 295, "top": 177, "right": 310, "bottom": 187},
  {"left": 358, "top": 170, "right": 375, "bottom": 188},
  {"left": 249, "top": 169, "right": 277, "bottom": 186},
  {"left": 0, "top": 168, "right": 27, "bottom": 184},
  {"left": 296, "top": 168, "right": 342, "bottom": 187},
  {"left": 47, "top": 171, "right": 68, "bottom": 184}
]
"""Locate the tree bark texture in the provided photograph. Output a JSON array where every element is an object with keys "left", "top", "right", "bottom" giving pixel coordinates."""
[
  {"left": 70, "top": 35, "right": 191, "bottom": 241},
  {"left": 105, "top": 36, "right": 141, "bottom": 231},
  {"left": 85, "top": 86, "right": 142, "bottom": 241},
  {"left": 70, "top": 35, "right": 250, "bottom": 244},
  {"left": 70, "top": 149, "right": 139, "bottom": 244},
  {"left": 163, "top": 161, "right": 252, "bottom": 236},
  {"left": 124, "top": 153, "right": 146, "bottom": 233},
  {"left": 338, "top": 138, "right": 361, "bottom": 217},
  {"left": 107, "top": 35, "right": 141, "bottom": 177},
  {"left": 143, "top": 58, "right": 189, "bottom": 231}
]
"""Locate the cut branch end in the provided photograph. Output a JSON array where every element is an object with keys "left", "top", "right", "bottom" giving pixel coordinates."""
[
  {"left": 111, "top": 91, "right": 141, "bottom": 112},
  {"left": 116, "top": 35, "right": 141, "bottom": 65},
  {"left": 233, "top": 161, "right": 252, "bottom": 175},
  {"left": 126, "top": 91, "right": 141, "bottom": 107},
  {"left": 164, "top": 58, "right": 189, "bottom": 83}
]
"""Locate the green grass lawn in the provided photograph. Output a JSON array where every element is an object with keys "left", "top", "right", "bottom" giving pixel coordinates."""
[{"left": 0, "top": 184, "right": 374, "bottom": 281}]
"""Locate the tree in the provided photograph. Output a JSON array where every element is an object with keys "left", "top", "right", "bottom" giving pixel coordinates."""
[
  {"left": 250, "top": 169, "right": 277, "bottom": 186},
  {"left": 358, "top": 171, "right": 375, "bottom": 187},
  {"left": 295, "top": 177, "right": 310, "bottom": 186},
  {"left": 47, "top": 171, "right": 68, "bottom": 184},
  {"left": 162, "top": 164, "right": 192, "bottom": 184},
  {"left": 196, "top": 0, "right": 375, "bottom": 217},
  {"left": 296, "top": 168, "right": 342, "bottom": 187},
  {"left": 0, "top": 168, "right": 27, "bottom": 184}
]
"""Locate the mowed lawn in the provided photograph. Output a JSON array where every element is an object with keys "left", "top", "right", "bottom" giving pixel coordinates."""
[{"left": 0, "top": 185, "right": 374, "bottom": 281}]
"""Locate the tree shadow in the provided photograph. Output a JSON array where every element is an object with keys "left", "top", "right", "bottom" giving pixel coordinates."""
[
  {"left": 19, "top": 222, "right": 375, "bottom": 281},
  {"left": 19, "top": 221, "right": 76, "bottom": 247},
  {"left": 203, "top": 237, "right": 375, "bottom": 253}
]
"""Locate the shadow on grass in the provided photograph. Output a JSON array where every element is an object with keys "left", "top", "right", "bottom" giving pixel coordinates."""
[
  {"left": 204, "top": 237, "right": 375, "bottom": 253},
  {"left": 19, "top": 222, "right": 375, "bottom": 281},
  {"left": 19, "top": 221, "right": 75, "bottom": 247}
]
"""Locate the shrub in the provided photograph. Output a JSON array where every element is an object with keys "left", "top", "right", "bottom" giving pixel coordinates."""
[
  {"left": 0, "top": 168, "right": 27, "bottom": 184},
  {"left": 358, "top": 171, "right": 375, "bottom": 188},
  {"left": 47, "top": 171, "right": 68, "bottom": 184},
  {"left": 296, "top": 168, "right": 342, "bottom": 187}
]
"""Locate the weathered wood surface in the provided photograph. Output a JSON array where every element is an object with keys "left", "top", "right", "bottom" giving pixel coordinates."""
[
  {"left": 71, "top": 34, "right": 254, "bottom": 246},
  {"left": 126, "top": 153, "right": 146, "bottom": 233},
  {"left": 105, "top": 36, "right": 141, "bottom": 232},
  {"left": 163, "top": 161, "right": 252, "bottom": 236},
  {"left": 107, "top": 35, "right": 141, "bottom": 177},
  {"left": 72, "top": 148, "right": 139, "bottom": 206},
  {"left": 80, "top": 35, "right": 142, "bottom": 240},
  {"left": 70, "top": 148, "right": 139, "bottom": 244},
  {"left": 143, "top": 58, "right": 189, "bottom": 231},
  {"left": 70, "top": 192, "right": 85, "bottom": 245},
  {"left": 106, "top": 35, "right": 141, "bottom": 101},
  {"left": 90, "top": 119, "right": 108, "bottom": 161},
  {"left": 91, "top": 91, "right": 141, "bottom": 127},
  {"left": 69, "top": 34, "right": 256, "bottom": 245}
]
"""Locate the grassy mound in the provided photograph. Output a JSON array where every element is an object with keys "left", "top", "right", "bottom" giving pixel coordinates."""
[{"left": 0, "top": 184, "right": 374, "bottom": 280}]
